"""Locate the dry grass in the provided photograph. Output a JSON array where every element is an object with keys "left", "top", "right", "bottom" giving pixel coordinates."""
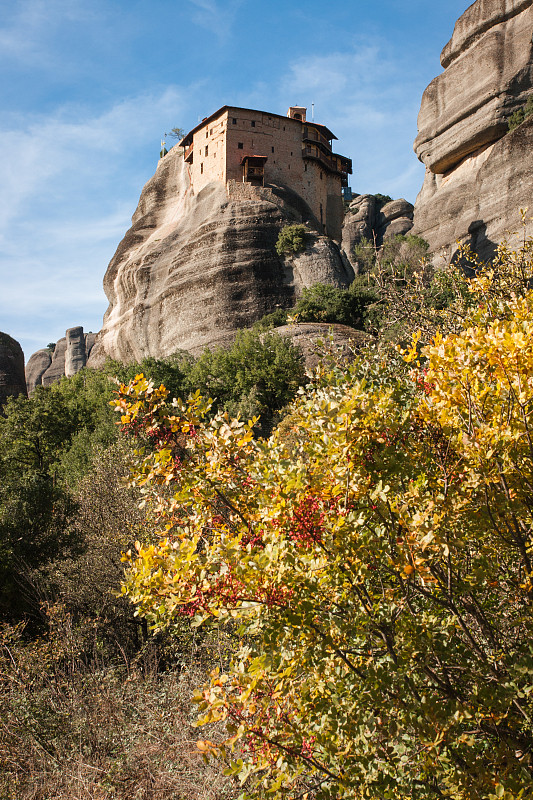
[{"left": 0, "top": 620, "right": 240, "bottom": 800}]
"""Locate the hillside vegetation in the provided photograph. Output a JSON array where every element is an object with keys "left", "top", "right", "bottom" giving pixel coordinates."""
[{"left": 2, "top": 228, "right": 533, "bottom": 798}]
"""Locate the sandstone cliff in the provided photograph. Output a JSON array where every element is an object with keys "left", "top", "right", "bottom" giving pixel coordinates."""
[
  {"left": 342, "top": 196, "right": 414, "bottom": 267},
  {"left": 271, "top": 322, "right": 371, "bottom": 371},
  {"left": 26, "top": 327, "right": 96, "bottom": 395},
  {"left": 0, "top": 333, "right": 27, "bottom": 406},
  {"left": 413, "top": 0, "right": 533, "bottom": 259},
  {"left": 88, "top": 146, "right": 353, "bottom": 365}
]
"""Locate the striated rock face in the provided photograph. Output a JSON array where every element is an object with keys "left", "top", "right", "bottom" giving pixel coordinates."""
[
  {"left": 342, "top": 195, "right": 414, "bottom": 266},
  {"left": 26, "top": 328, "right": 96, "bottom": 394},
  {"left": 25, "top": 350, "right": 52, "bottom": 394},
  {"left": 415, "top": 0, "right": 532, "bottom": 174},
  {"left": 272, "top": 322, "right": 371, "bottom": 371},
  {"left": 413, "top": 0, "right": 533, "bottom": 259},
  {"left": 0, "top": 332, "right": 27, "bottom": 406},
  {"left": 414, "top": 117, "right": 533, "bottom": 261},
  {"left": 88, "top": 146, "right": 353, "bottom": 365}
]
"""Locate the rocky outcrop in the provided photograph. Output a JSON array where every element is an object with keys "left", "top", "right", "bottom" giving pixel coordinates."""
[
  {"left": 26, "top": 328, "right": 96, "bottom": 394},
  {"left": 272, "top": 322, "right": 371, "bottom": 371},
  {"left": 88, "top": 146, "right": 353, "bottom": 366},
  {"left": 413, "top": 0, "right": 533, "bottom": 259},
  {"left": 342, "top": 195, "right": 414, "bottom": 266},
  {"left": 0, "top": 333, "right": 27, "bottom": 406}
]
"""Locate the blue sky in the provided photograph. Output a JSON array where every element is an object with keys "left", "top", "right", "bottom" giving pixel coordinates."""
[{"left": 0, "top": 0, "right": 470, "bottom": 359}]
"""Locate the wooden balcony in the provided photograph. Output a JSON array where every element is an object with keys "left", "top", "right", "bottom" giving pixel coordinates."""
[
  {"left": 303, "top": 127, "right": 332, "bottom": 151},
  {"left": 241, "top": 154, "right": 268, "bottom": 186},
  {"left": 183, "top": 143, "right": 194, "bottom": 163},
  {"left": 302, "top": 146, "right": 352, "bottom": 184}
]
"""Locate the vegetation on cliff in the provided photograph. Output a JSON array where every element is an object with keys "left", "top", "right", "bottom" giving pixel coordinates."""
[{"left": 508, "top": 95, "right": 533, "bottom": 132}]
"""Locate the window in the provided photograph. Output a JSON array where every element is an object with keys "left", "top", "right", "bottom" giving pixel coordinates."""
[
  {"left": 320, "top": 171, "right": 323, "bottom": 180},
  {"left": 238, "top": 142, "right": 243, "bottom": 149},
  {"left": 304, "top": 164, "right": 307, "bottom": 172},
  {"left": 251, "top": 120, "right": 256, "bottom": 127},
  {"left": 272, "top": 146, "right": 274, "bottom": 153},
  {"left": 206, "top": 130, "right": 209, "bottom": 138},
  {"left": 291, "top": 152, "right": 293, "bottom": 156},
  {"left": 210, "top": 128, "right": 213, "bottom": 135},
  {"left": 232, "top": 118, "right": 237, "bottom": 124},
  {"left": 201, "top": 163, "right": 203, "bottom": 174},
  {"left": 205, "top": 146, "right": 208, "bottom": 156}
]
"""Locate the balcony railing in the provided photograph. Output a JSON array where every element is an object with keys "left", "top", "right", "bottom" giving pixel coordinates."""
[
  {"left": 303, "top": 127, "right": 332, "bottom": 151},
  {"left": 183, "top": 143, "right": 194, "bottom": 163}
]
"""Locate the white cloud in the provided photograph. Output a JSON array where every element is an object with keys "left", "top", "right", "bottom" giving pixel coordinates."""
[
  {"left": 0, "top": 87, "right": 186, "bottom": 237},
  {"left": 0, "top": 0, "right": 97, "bottom": 65},
  {"left": 186, "top": 0, "right": 246, "bottom": 43},
  {"left": 277, "top": 43, "right": 426, "bottom": 200},
  {"left": 0, "top": 86, "right": 192, "bottom": 357}
]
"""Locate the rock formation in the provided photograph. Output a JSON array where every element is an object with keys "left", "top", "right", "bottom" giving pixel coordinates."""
[
  {"left": 0, "top": 332, "right": 27, "bottom": 406},
  {"left": 88, "top": 145, "right": 354, "bottom": 366},
  {"left": 271, "top": 322, "right": 371, "bottom": 371},
  {"left": 342, "top": 195, "right": 414, "bottom": 267},
  {"left": 412, "top": 0, "right": 533, "bottom": 260},
  {"left": 26, "top": 327, "right": 96, "bottom": 394}
]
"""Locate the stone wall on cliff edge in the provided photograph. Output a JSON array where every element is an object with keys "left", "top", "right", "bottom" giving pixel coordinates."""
[
  {"left": 87, "top": 143, "right": 354, "bottom": 366},
  {"left": 412, "top": 0, "right": 533, "bottom": 261}
]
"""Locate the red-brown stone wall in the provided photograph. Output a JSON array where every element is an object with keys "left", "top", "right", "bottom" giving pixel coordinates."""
[
  {"left": 189, "top": 111, "right": 228, "bottom": 193},
  {"left": 187, "top": 107, "right": 344, "bottom": 241}
]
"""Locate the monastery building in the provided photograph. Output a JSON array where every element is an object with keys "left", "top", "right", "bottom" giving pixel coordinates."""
[{"left": 179, "top": 105, "right": 352, "bottom": 242}]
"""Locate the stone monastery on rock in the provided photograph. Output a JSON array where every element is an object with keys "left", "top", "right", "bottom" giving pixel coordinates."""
[{"left": 179, "top": 105, "right": 352, "bottom": 242}]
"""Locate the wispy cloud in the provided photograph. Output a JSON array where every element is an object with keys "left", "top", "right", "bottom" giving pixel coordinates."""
[
  {"left": 0, "top": 0, "right": 98, "bottom": 65},
  {"left": 0, "top": 87, "right": 185, "bottom": 237},
  {"left": 0, "top": 86, "right": 190, "bottom": 356},
  {"left": 186, "top": 0, "right": 246, "bottom": 43},
  {"left": 277, "top": 42, "right": 426, "bottom": 199}
]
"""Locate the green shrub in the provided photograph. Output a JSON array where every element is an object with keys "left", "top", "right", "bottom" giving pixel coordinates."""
[
  {"left": 373, "top": 192, "right": 393, "bottom": 210},
  {"left": 508, "top": 95, "right": 533, "bottom": 131},
  {"left": 293, "top": 282, "right": 378, "bottom": 329},
  {"left": 275, "top": 224, "right": 307, "bottom": 255},
  {"left": 184, "top": 329, "right": 305, "bottom": 431},
  {"left": 252, "top": 307, "right": 290, "bottom": 331}
]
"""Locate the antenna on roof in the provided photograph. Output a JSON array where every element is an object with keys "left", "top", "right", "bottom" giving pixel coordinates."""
[{"left": 312, "top": 103, "right": 315, "bottom": 122}]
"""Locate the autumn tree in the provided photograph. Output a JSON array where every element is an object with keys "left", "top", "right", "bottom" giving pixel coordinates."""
[{"left": 115, "top": 234, "right": 533, "bottom": 799}]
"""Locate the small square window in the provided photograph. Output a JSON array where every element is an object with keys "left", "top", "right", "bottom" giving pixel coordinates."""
[
  {"left": 251, "top": 120, "right": 255, "bottom": 127},
  {"left": 232, "top": 118, "right": 237, "bottom": 124},
  {"left": 238, "top": 142, "right": 244, "bottom": 149}
]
